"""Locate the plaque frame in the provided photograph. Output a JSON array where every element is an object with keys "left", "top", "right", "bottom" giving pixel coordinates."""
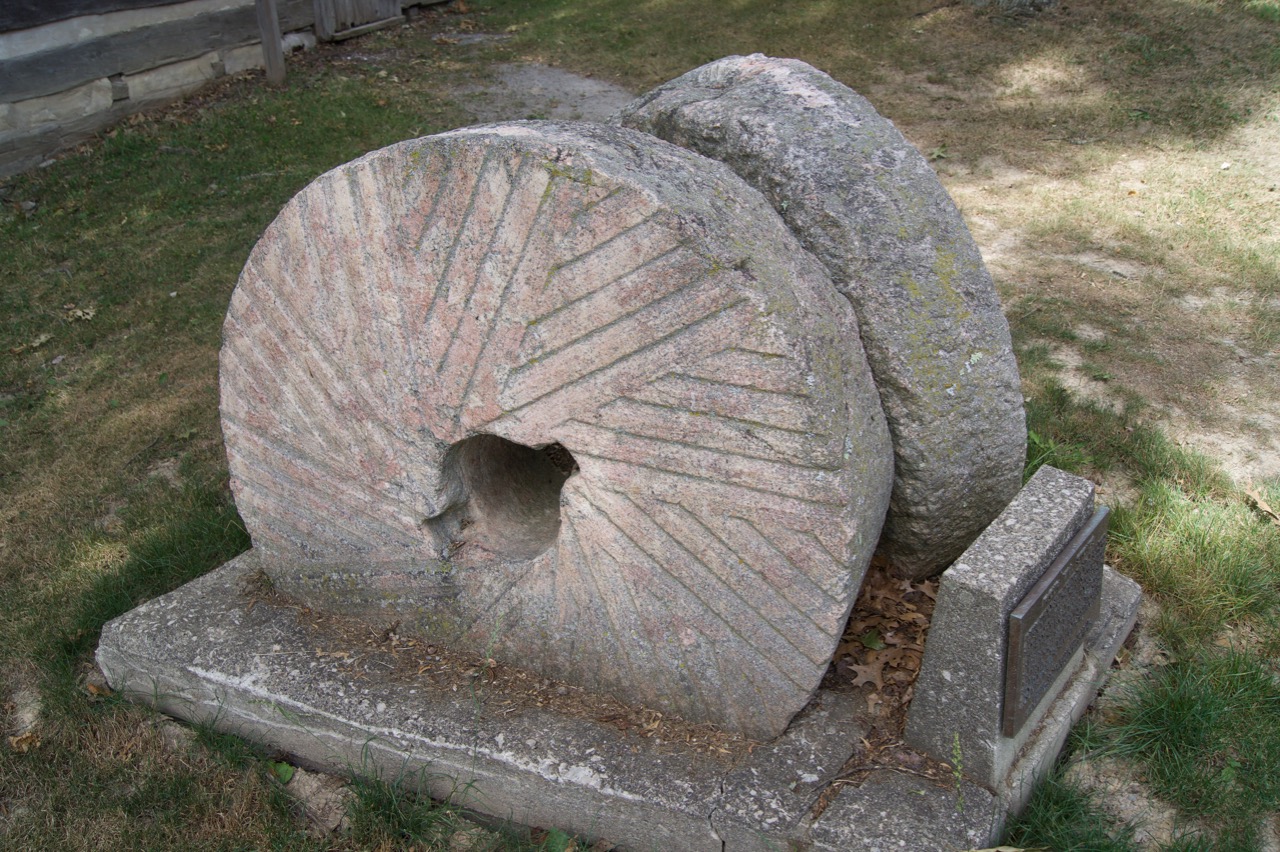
[{"left": 1002, "top": 507, "right": 1110, "bottom": 737}]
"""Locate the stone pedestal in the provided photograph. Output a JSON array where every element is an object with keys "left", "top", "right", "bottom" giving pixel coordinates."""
[
  {"left": 906, "top": 465, "right": 1141, "bottom": 810},
  {"left": 97, "top": 540, "right": 1139, "bottom": 850}
]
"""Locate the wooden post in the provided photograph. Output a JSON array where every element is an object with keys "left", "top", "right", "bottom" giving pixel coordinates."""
[{"left": 256, "top": 0, "right": 286, "bottom": 85}]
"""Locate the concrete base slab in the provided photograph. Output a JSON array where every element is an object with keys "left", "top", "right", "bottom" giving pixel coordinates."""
[{"left": 97, "top": 552, "right": 1139, "bottom": 850}]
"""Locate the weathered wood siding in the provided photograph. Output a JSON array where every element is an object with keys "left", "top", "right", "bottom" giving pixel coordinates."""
[
  {"left": 0, "top": 0, "right": 448, "bottom": 177},
  {"left": 1, "top": 0, "right": 313, "bottom": 103},
  {"left": 0, "top": 0, "right": 325, "bottom": 178},
  {"left": 314, "top": 0, "right": 402, "bottom": 41},
  {"left": 1, "top": 0, "right": 175, "bottom": 33}
]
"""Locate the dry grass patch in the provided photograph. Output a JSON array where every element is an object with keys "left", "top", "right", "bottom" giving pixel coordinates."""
[{"left": 1, "top": 696, "right": 311, "bottom": 851}]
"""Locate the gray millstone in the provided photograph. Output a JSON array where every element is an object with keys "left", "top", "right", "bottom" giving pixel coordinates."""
[
  {"left": 617, "top": 55, "right": 1027, "bottom": 577},
  {"left": 220, "top": 121, "right": 893, "bottom": 739}
]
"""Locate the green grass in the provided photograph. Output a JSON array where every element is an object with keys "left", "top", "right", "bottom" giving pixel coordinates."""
[
  {"left": 1103, "top": 650, "right": 1280, "bottom": 848},
  {"left": 480, "top": 0, "right": 1280, "bottom": 144},
  {"left": 1112, "top": 479, "right": 1280, "bottom": 642},
  {"left": 1016, "top": 377, "right": 1280, "bottom": 848},
  {"left": 346, "top": 774, "right": 476, "bottom": 849},
  {"left": 0, "top": 698, "right": 321, "bottom": 851},
  {"left": 1004, "top": 769, "right": 1139, "bottom": 851},
  {"left": 3, "top": 0, "right": 1279, "bottom": 847},
  {"left": 1244, "top": 0, "right": 1280, "bottom": 23},
  {"left": 55, "top": 479, "right": 249, "bottom": 662},
  {"left": 1020, "top": 369, "right": 1280, "bottom": 650},
  {"left": 345, "top": 773, "right": 585, "bottom": 851}
]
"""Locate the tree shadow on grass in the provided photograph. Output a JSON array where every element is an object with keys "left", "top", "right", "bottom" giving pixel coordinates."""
[
  {"left": 480, "top": 0, "right": 1280, "bottom": 145},
  {"left": 46, "top": 482, "right": 249, "bottom": 696}
]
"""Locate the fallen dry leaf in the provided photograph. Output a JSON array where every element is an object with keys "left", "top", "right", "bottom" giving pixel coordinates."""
[
  {"left": 836, "top": 640, "right": 861, "bottom": 657},
  {"left": 8, "top": 732, "right": 40, "bottom": 753},
  {"left": 1245, "top": 485, "right": 1280, "bottom": 527},
  {"left": 849, "top": 662, "right": 884, "bottom": 690},
  {"left": 9, "top": 332, "right": 52, "bottom": 354}
]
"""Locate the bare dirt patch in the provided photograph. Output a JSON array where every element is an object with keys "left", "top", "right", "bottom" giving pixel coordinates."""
[
  {"left": 1063, "top": 755, "right": 1185, "bottom": 847},
  {"left": 454, "top": 62, "right": 633, "bottom": 123},
  {"left": 859, "top": 2, "right": 1280, "bottom": 485}
]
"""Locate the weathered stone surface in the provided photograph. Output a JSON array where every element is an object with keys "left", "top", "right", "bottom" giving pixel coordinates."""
[
  {"left": 0, "top": 80, "right": 113, "bottom": 135},
  {"left": 905, "top": 465, "right": 1107, "bottom": 785},
  {"left": 221, "top": 43, "right": 266, "bottom": 77},
  {"left": 810, "top": 771, "right": 998, "bottom": 852},
  {"left": 95, "top": 536, "right": 1138, "bottom": 848},
  {"left": 96, "top": 553, "right": 871, "bottom": 851},
  {"left": 617, "top": 55, "right": 1027, "bottom": 578},
  {"left": 124, "top": 51, "right": 220, "bottom": 103},
  {"left": 220, "top": 121, "right": 894, "bottom": 739},
  {"left": 97, "top": 553, "right": 739, "bottom": 852},
  {"left": 712, "top": 691, "right": 862, "bottom": 848}
]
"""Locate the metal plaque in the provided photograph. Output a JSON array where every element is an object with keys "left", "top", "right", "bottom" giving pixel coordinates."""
[{"left": 1003, "top": 506, "right": 1110, "bottom": 737}]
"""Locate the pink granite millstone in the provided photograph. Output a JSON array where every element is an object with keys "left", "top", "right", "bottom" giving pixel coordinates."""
[{"left": 220, "top": 122, "right": 893, "bottom": 739}]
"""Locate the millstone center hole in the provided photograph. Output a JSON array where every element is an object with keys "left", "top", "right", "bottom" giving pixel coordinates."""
[{"left": 447, "top": 434, "right": 576, "bottom": 561}]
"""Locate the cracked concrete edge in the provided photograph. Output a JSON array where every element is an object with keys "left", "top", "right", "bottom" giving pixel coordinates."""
[
  {"left": 711, "top": 691, "right": 865, "bottom": 850},
  {"left": 100, "top": 630, "right": 723, "bottom": 851},
  {"left": 95, "top": 553, "right": 860, "bottom": 851},
  {"left": 808, "top": 771, "right": 1000, "bottom": 852}
]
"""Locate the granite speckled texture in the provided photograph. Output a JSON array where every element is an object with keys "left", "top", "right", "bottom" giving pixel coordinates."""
[
  {"left": 220, "top": 121, "right": 894, "bottom": 739},
  {"left": 617, "top": 55, "right": 1027, "bottom": 578},
  {"left": 907, "top": 465, "right": 1108, "bottom": 785}
]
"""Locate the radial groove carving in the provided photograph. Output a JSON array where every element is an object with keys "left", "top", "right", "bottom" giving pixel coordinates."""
[{"left": 221, "top": 122, "right": 894, "bottom": 738}]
